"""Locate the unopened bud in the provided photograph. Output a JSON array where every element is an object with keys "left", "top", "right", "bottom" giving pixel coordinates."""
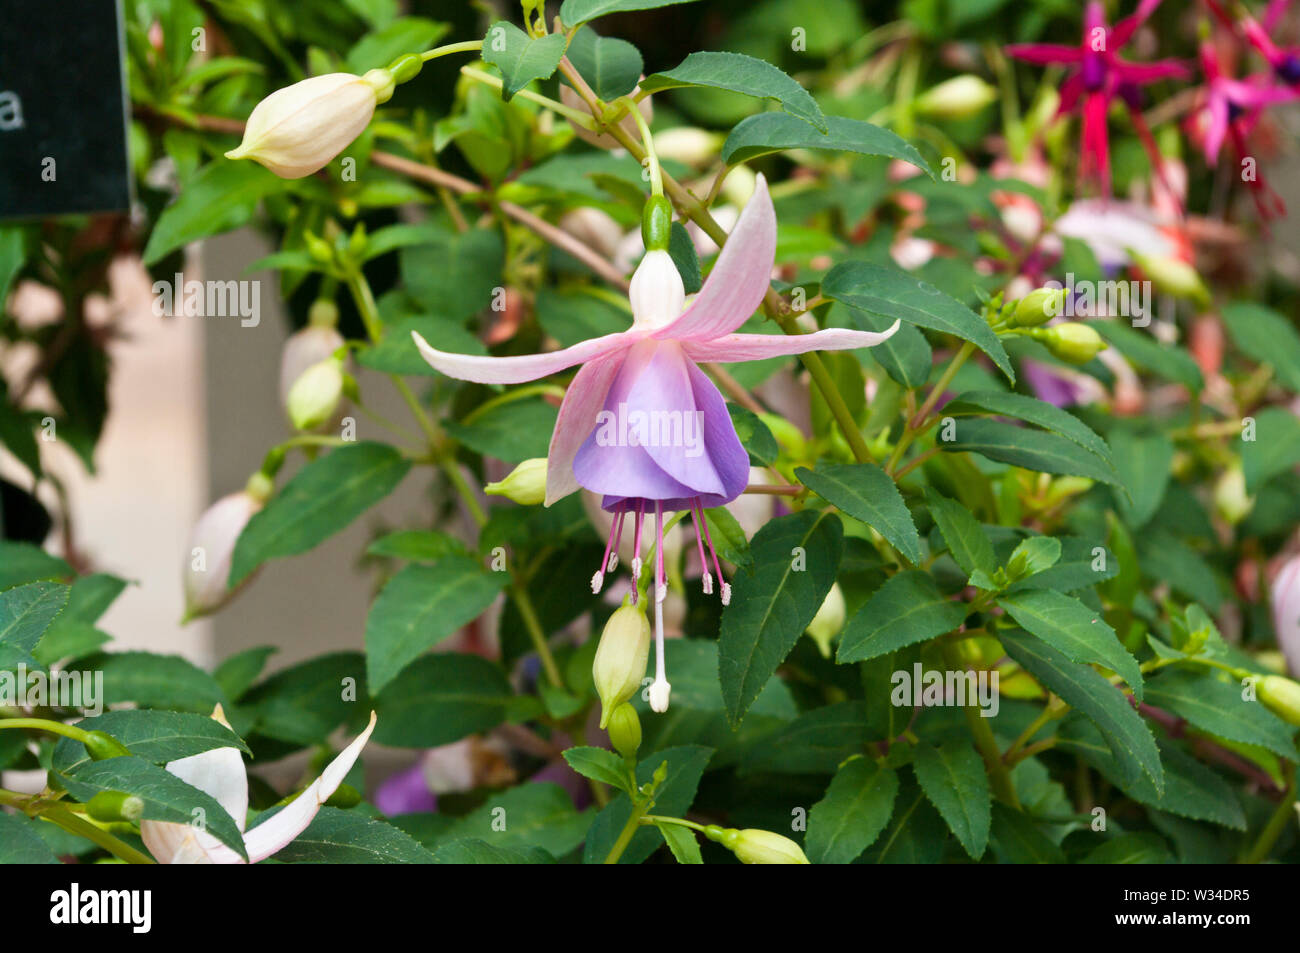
[
  {"left": 607, "top": 702, "right": 641, "bottom": 759},
  {"left": 287, "top": 357, "right": 345, "bottom": 432},
  {"left": 652, "top": 127, "right": 722, "bottom": 165},
  {"left": 1038, "top": 322, "right": 1106, "bottom": 364},
  {"left": 1213, "top": 463, "right": 1254, "bottom": 526},
  {"left": 485, "top": 458, "right": 548, "bottom": 506},
  {"left": 183, "top": 485, "right": 268, "bottom": 621},
  {"left": 704, "top": 825, "right": 810, "bottom": 864},
  {"left": 85, "top": 791, "right": 144, "bottom": 824},
  {"left": 225, "top": 71, "right": 391, "bottom": 179},
  {"left": 1131, "top": 253, "right": 1211, "bottom": 308},
  {"left": 280, "top": 325, "right": 345, "bottom": 411},
  {"left": 1257, "top": 675, "right": 1300, "bottom": 726},
  {"left": 914, "top": 75, "right": 998, "bottom": 119},
  {"left": 1010, "top": 287, "right": 1068, "bottom": 327},
  {"left": 805, "top": 583, "right": 846, "bottom": 659},
  {"left": 83, "top": 730, "right": 131, "bottom": 761},
  {"left": 641, "top": 195, "right": 673, "bottom": 253},
  {"left": 593, "top": 604, "right": 651, "bottom": 728}
]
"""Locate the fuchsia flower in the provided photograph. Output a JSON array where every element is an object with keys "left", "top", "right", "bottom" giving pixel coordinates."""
[
  {"left": 1210, "top": 0, "right": 1300, "bottom": 86},
  {"left": 1007, "top": 0, "right": 1189, "bottom": 196},
  {"left": 412, "top": 175, "right": 899, "bottom": 711}
]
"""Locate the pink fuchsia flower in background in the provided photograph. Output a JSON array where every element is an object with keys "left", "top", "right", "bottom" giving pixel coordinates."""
[
  {"left": 412, "top": 175, "right": 899, "bottom": 713},
  {"left": 141, "top": 708, "right": 376, "bottom": 864},
  {"left": 1007, "top": 0, "right": 1189, "bottom": 197},
  {"left": 1208, "top": 0, "right": 1300, "bottom": 86},
  {"left": 1273, "top": 554, "right": 1300, "bottom": 676}
]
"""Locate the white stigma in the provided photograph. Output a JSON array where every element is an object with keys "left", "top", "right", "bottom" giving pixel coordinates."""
[
  {"left": 649, "top": 677, "right": 672, "bottom": 713},
  {"left": 649, "top": 586, "right": 671, "bottom": 713}
]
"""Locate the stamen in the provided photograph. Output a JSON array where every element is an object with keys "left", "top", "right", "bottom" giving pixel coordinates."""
[
  {"left": 630, "top": 501, "right": 644, "bottom": 597},
  {"left": 648, "top": 501, "right": 671, "bottom": 713},
  {"left": 698, "top": 501, "right": 729, "bottom": 605},
  {"left": 592, "top": 507, "right": 624, "bottom": 593},
  {"left": 655, "top": 501, "right": 667, "bottom": 605},
  {"left": 691, "top": 499, "right": 713, "bottom": 595}
]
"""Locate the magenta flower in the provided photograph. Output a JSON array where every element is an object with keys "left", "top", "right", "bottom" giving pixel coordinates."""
[
  {"left": 1210, "top": 0, "right": 1300, "bottom": 86},
  {"left": 412, "top": 175, "right": 899, "bottom": 711},
  {"left": 1007, "top": 0, "right": 1189, "bottom": 196}
]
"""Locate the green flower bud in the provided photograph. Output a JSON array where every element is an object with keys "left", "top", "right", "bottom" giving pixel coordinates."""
[
  {"left": 324, "top": 782, "right": 362, "bottom": 809},
  {"left": 485, "top": 458, "right": 548, "bottom": 506},
  {"left": 83, "top": 730, "right": 131, "bottom": 761},
  {"left": 641, "top": 195, "right": 673, "bottom": 252},
  {"left": 1131, "top": 252, "right": 1211, "bottom": 308},
  {"left": 593, "top": 604, "right": 651, "bottom": 728},
  {"left": 307, "top": 298, "right": 340, "bottom": 328},
  {"left": 914, "top": 75, "right": 998, "bottom": 119},
  {"left": 286, "top": 357, "right": 345, "bottom": 431},
  {"left": 607, "top": 702, "right": 641, "bottom": 759},
  {"left": 805, "top": 583, "right": 846, "bottom": 659},
  {"left": 1257, "top": 675, "right": 1300, "bottom": 726},
  {"left": 85, "top": 790, "right": 144, "bottom": 824},
  {"left": 1009, "top": 287, "right": 1068, "bottom": 327},
  {"left": 1038, "top": 323, "right": 1106, "bottom": 365},
  {"left": 704, "top": 825, "right": 810, "bottom": 864}
]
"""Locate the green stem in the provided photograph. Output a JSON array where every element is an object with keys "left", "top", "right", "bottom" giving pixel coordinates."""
[
  {"left": 619, "top": 96, "right": 662, "bottom": 196},
  {"left": 886, "top": 341, "right": 975, "bottom": 474},
  {"left": 460, "top": 66, "right": 596, "bottom": 128},
  {"left": 40, "top": 804, "right": 156, "bottom": 865},
  {"left": 1242, "top": 779, "right": 1296, "bottom": 863},
  {"left": 604, "top": 802, "right": 651, "bottom": 864},
  {"left": 0, "top": 718, "right": 92, "bottom": 744},
  {"left": 419, "top": 40, "right": 483, "bottom": 63},
  {"left": 509, "top": 579, "right": 564, "bottom": 688},
  {"left": 942, "top": 643, "right": 1020, "bottom": 809},
  {"left": 640, "top": 813, "right": 707, "bottom": 833}
]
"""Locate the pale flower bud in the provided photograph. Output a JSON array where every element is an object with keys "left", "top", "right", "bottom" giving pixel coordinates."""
[
  {"left": 279, "top": 325, "right": 345, "bottom": 410},
  {"left": 1272, "top": 556, "right": 1300, "bottom": 676},
  {"left": 226, "top": 71, "right": 393, "bottom": 179},
  {"left": 914, "top": 75, "right": 998, "bottom": 119},
  {"left": 183, "top": 475, "right": 272, "bottom": 621},
  {"left": 287, "top": 358, "right": 345, "bottom": 432},
  {"left": 606, "top": 702, "right": 641, "bottom": 759},
  {"left": 805, "top": 583, "right": 846, "bottom": 659},
  {"left": 1130, "top": 252, "right": 1212, "bottom": 308},
  {"left": 1010, "top": 287, "right": 1068, "bottom": 327},
  {"left": 1256, "top": 674, "right": 1300, "bottom": 726},
  {"left": 704, "top": 825, "right": 810, "bottom": 864},
  {"left": 592, "top": 604, "right": 651, "bottom": 728},
  {"left": 1213, "top": 463, "right": 1254, "bottom": 526},
  {"left": 652, "top": 127, "right": 722, "bottom": 165},
  {"left": 485, "top": 458, "right": 548, "bottom": 505},
  {"left": 1038, "top": 322, "right": 1106, "bottom": 365}
]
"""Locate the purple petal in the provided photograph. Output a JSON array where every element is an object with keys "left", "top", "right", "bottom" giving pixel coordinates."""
[
  {"left": 546, "top": 350, "right": 625, "bottom": 505},
  {"left": 375, "top": 760, "right": 438, "bottom": 816},
  {"left": 651, "top": 174, "right": 776, "bottom": 342}
]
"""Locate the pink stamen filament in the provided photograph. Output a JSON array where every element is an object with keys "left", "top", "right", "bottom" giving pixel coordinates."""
[
  {"left": 630, "top": 502, "right": 645, "bottom": 604},
  {"left": 697, "top": 501, "right": 730, "bottom": 605},
  {"left": 591, "top": 509, "right": 625, "bottom": 594},
  {"left": 690, "top": 499, "right": 713, "bottom": 595}
]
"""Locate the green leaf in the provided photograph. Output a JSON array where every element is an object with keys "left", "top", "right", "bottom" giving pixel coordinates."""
[
  {"left": 864, "top": 777, "right": 949, "bottom": 863},
  {"left": 566, "top": 26, "right": 642, "bottom": 100},
  {"left": 641, "top": 52, "right": 827, "bottom": 133},
  {"left": 1222, "top": 302, "right": 1300, "bottom": 392},
  {"left": 0, "top": 582, "right": 69, "bottom": 654},
  {"left": 1006, "top": 536, "right": 1061, "bottom": 580},
  {"left": 142, "top": 161, "right": 288, "bottom": 265},
  {"left": 988, "top": 803, "right": 1065, "bottom": 863},
  {"left": 1145, "top": 669, "right": 1298, "bottom": 760},
  {"left": 230, "top": 442, "right": 411, "bottom": 587},
  {"left": 744, "top": 701, "right": 869, "bottom": 774},
  {"left": 0, "top": 228, "right": 26, "bottom": 305},
  {"left": 999, "top": 590, "right": 1142, "bottom": 699},
  {"left": 0, "top": 814, "right": 59, "bottom": 864},
  {"left": 432, "top": 838, "right": 555, "bottom": 863},
  {"left": 359, "top": 314, "right": 486, "bottom": 376},
  {"left": 366, "top": 530, "right": 470, "bottom": 562},
  {"left": 400, "top": 227, "right": 505, "bottom": 322},
  {"left": 438, "top": 782, "right": 593, "bottom": 858},
  {"left": 1242, "top": 407, "right": 1300, "bottom": 494},
  {"left": 727, "top": 403, "right": 779, "bottom": 467},
  {"left": 702, "top": 506, "right": 753, "bottom": 571},
  {"left": 582, "top": 745, "right": 713, "bottom": 863},
  {"left": 31, "top": 622, "right": 110, "bottom": 667},
  {"left": 926, "top": 491, "right": 996, "bottom": 578},
  {"left": 796, "top": 463, "right": 921, "bottom": 564},
  {"left": 482, "top": 21, "right": 566, "bottom": 99},
  {"left": 1138, "top": 530, "right": 1222, "bottom": 609},
  {"left": 563, "top": 747, "right": 631, "bottom": 793},
  {"left": 1081, "top": 833, "right": 1173, "bottom": 864},
  {"left": 668, "top": 221, "right": 702, "bottom": 294},
  {"left": 365, "top": 558, "right": 506, "bottom": 695},
  {"left": 822, "top": 262, "right": 1013, "bottom": 382},
  {"left": 52, "top": 710, "right": 249, "bottom": 775},
  {"left": 1093, "top": 321, "right": 1203, "bottom": 393},
  {"left": 1108, "top": 430, "right": 1173, "bottom": 526},
  {"left": 999, "top": 628, "right": 1162, "bottom": 794},
  {"left": 1006, "top": 537, "right": 1116, "bottom": 594},
  {"left": 806, "top": 757, "right": 899, "bottom": 863},
  {"left": 373, "top": 653, "right": 514, "bottom": 748},
  {"left": 444, "top": 400, "right": 558, "bottom": 463},
  {"left": 656, "top": 822, "right": 704, "bottom": 863},
  {"left": 837, "top": 571, "right": 969, "bottom": 663},
  {"left": 345, "top": 17, "right": 448, "bottom": 72},
  {"left": 942, "top": 390, "right": 1113, "bottom": 468},
  {"left": 60, "top": 756, "right": 247, "bottom": 859},
  {"left": 837, "top": 302, "right": 932, "bottom": 389},
  {"left": 912, "top": 740, "right": 991, "bottom": 859},
  {"left": 718, "top": 510, "right": 843, "bottom": 726},
  {"left": 723, "top": 113, "right": 932, "bottom": 176},
  {"left": 560, "top": 0, "right": 700, "bottom": 27},
  {"left": 0, "top": 543, "right": 71, "bottom": 590},
  {"left": 213, "top": 646, "right": 276, "bottom": 702},
  {"left": 245, "top": 652, "right": 364, "bottom": 745},
  {"left": 85, "top": 651, "right": 226, "bottom": 712},
  {"left": 943, "top": 418, "right": 1123, "bottom": 486},
  {"left": 270, "top": 807, "right": 435, "bottom": 863}
]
